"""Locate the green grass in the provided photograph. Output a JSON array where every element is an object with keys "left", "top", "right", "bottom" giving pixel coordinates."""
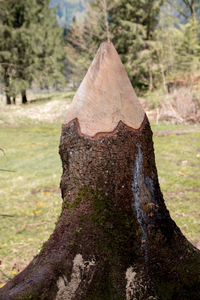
[
  {"left": 0, "top": 123, "right": 62, "bottom": 284},
  {"left": 0, "top": 96, "right": 199, "bottom": 285},
  {"left": 153, "top": 127, "right": 200, "bottom": 245}
]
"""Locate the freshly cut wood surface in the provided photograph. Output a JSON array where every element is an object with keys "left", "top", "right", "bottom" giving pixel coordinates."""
[{"left": 65, "top": 42, "right": 145, "bottom": 137}]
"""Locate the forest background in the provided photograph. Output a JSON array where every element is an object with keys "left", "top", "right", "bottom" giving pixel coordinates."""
[
  {"left": 0, "top": 0, "right": 200, "bottom": 121},
  {"left": 0, "top": 0, "right": 200, "bottom": 286}
]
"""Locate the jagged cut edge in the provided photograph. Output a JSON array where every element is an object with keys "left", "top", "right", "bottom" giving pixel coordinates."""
[{"left": 62, "top": 114, "right": 148, "bottom": 140}]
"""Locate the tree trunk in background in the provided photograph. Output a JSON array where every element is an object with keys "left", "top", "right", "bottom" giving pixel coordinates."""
[
  {"left": 21, "top": 90, "right": 27, "bottom": 104},
  {"left": 160, "top": 63, "right": 168, "bottom": 94},
  {"left": 6, "top": 94, "right": 11, "bottom": 105},
  {"left": 149, "top": 63, "right": 153, "bottom": 91},
  {"left": 4, "top": 69, "right": 11, "bottom": 105},
  {"left": 12, "top": 96, "right": 16, "bottom": 105},
  {"left": 0, "top": 42, "right": 200, "bottom": 300}
]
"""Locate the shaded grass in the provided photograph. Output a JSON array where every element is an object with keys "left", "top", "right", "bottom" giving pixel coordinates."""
[{"left": 0, "top": 109, "right": 199, "bottom": 284}]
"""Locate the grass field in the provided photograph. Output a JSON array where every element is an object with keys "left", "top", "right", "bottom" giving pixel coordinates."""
[{"left": 0, "top": 93, "right": 200, "bottom": 285}]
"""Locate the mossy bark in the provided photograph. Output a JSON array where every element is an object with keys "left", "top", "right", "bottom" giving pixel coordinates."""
[{"left": 0, "top": 116, "right": 200, "bottom": 300}]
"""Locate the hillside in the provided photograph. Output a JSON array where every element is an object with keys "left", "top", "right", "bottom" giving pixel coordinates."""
[{"left": 50, "top": 0, "right": 88, "bottom": 27}]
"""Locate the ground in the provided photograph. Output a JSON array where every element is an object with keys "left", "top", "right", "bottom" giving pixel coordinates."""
[{"left": 0, "top": 92, "right": 200, "bottom": 287}]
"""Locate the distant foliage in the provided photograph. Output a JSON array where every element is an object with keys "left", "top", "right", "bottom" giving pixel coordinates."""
[
  {"left": 50, "top": 0, "right": 88, "bottom": 27},
  {"left": 167, "top": 0, "right": 200, "bottom": 23}
]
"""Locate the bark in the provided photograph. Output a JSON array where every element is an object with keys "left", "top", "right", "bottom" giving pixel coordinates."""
[
  {"left": 21, "top": 90, "right": 27, "bottom": 104},
  {"left": 0, "top": 116, "right": 200, "bottom": 300}
]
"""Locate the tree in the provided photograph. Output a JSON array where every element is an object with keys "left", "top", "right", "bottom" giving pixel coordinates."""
[
  {"left": 0, "top": 42, "right": 200, "bottom": 300},
  {"left": 65, "top": 19, "right": 94, "bottom": 88},
  {"left": 175, "top": 18, "right": 200, "bottom": 80},
  {"left": 0, "top": 5, "right": 17, "bottom": 104},
  {"left": 155, "top": 0, "right": 200, "bottom": 90},
  {"left": 0, "top": 0, "right": 65, "bottom": 104},
  {"left": 0, "top": 0, "right": 37, "bottom": 104},
  {"left": 153, "top": 3, "right": 182, "bottom": 93},
  {"left": 110, "top": 0, "right": 164, "bottom": 90}
]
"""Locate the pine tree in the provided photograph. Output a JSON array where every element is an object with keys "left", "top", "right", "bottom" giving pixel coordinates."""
[
  {"left": 0, "top": 0, "right": 37, "bottom": 104},
  {"left": 110, "top": 0, "right": 164, "bottom": 90},
  {"left": 0, "top": 1, "right": 20, "bottom": 104},
  {"left": 0, "top": 0, "right": 65, "bottom": 104},
  {"left": 0, "top": 26, "right": 14, "bottom": 104},
  {"left": 33, "top": 0, "right": 66, "bottom": 90}
]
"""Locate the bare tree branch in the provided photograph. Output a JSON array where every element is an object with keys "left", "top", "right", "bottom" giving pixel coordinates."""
[
  {"left": 102, "top": 0, "right": 110, "bottom": 42},
  {"left": 182, "top": 0, "right": 193, "bottom": 14}
]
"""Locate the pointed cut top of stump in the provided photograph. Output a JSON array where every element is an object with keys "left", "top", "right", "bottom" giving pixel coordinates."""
[{"left": 64, "top": 42, "right": 145, "bottom": 137}]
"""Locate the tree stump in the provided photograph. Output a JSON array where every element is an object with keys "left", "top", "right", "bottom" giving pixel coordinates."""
[{"left": 0, "top": 42, "right": 200, "bottom": 300}]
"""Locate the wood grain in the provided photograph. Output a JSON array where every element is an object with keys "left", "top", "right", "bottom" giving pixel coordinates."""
[{"left": 64, "top": 42, "right": 145, "bottom": 137}]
